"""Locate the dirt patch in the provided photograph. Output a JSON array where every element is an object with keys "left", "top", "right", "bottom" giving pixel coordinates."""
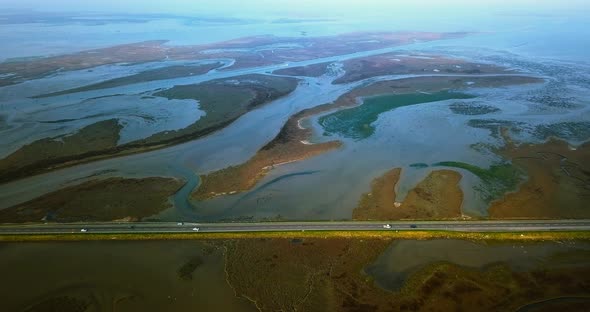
[
  {"left": 353, "top": 169, "right": 463, "bottom": 220},
  {"left": 0, "top": 177, "right": 185, "bottom": 223}
]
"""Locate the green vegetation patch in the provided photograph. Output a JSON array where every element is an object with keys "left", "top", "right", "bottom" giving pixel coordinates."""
[
  {"left": 467, "top": 119, "right": 527, "bottom": 138},
  {"left": 433, "top": 161, "right": 524, "bottom": 202},
  {"left": 534, "top": 121, "right": 590, "bottom": 142},
  {"left": 449, "top": 102, "right": 500, "bottom": 115},
  {"left": 319, "top": 91, "right": 475, "bottom": 140}
]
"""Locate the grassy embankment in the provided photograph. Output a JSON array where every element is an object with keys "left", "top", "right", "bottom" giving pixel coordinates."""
[{"left": 1, "top": 230, "right": 589, "bottom": 242}]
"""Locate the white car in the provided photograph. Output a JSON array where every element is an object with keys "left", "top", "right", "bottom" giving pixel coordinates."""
[
  {"left": 80, "top": 228, "right": 88, "bottom": 232},
  {"left": 192, "top": 227, "right": 200, "bottom": 232},
  {"left": 177, "top": 222, "right": 184, "bottom": 226},
  {"left": 383, "top": 224, "right": 392, "bottom": 229}
]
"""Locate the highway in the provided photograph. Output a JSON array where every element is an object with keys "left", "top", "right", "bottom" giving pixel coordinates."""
[{"left": 0, "top": 220, "right": 589, "bottom": 235}]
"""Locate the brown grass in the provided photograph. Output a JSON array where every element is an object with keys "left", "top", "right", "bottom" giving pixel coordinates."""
[
  {"left": 222, "top": 237, "right": 590, "bottom": 311},
  {"left": 354, "top": 168, "right": 463, "bottom": 220},
  {"left": 0, "top": 177, "right": 185, "bottom": 223},
  {"left": 490, "top": 138, "right": 590, "bottom": 219},
  {"left": 2, "top": 230, "right": 589, "bottom": 242}
]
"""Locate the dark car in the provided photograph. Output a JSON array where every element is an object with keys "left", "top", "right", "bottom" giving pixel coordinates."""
[{"left": 410, "top": 224, "right": 417, "bottom": 229}]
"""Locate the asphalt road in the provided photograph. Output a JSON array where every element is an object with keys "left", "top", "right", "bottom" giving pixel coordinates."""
[{"left": 0, "top": 220, "right": 589, "bottom": 235}]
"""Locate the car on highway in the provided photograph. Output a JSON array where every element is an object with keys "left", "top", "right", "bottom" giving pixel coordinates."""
[
  {"left": 177, "top": 222, "right": 184, "bottom": 226},
  {"left": 410, "top": 224, "right": 417, "bottom": 229},
  {"left": 192, "top": 227, "right": 200, "bottom": 232},
  {"left": 383, "top": 224, "right": 392, "bottom": 229},
  {"left": 80, "top": 228, "right": 88, "bottom": 232}
]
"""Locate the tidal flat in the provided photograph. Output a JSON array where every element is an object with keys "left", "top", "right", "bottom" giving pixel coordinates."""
[
  {"left": 0, "top": 23, "right": 586, "bottom": 223},
  {"left": 2, "top": 238, "right": 588, "bottom": 312},
  {"left": 193, "top": 75, "right": 542, "bottom": 202}
]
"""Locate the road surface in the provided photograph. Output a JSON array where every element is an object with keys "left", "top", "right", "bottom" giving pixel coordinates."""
[{"left": 0, "top": 220, "right": 589, "bottom": 235}]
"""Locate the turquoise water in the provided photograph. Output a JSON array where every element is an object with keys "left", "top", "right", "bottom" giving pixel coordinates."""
[{"left": 319, "top": 91, "right": 475, "bottom": 140}]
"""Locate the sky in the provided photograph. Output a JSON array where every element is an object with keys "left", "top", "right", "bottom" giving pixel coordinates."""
[{"left": 1, "top": 0, "right": 589, "bottom": 17}]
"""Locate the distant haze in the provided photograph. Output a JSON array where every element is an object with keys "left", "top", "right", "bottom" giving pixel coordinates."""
[
  {"left": 0, "top": 0, "right": 588, "bottom": 62},
  {"left": 1, "top": 0, "right": 589, "bottom": 17}
]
